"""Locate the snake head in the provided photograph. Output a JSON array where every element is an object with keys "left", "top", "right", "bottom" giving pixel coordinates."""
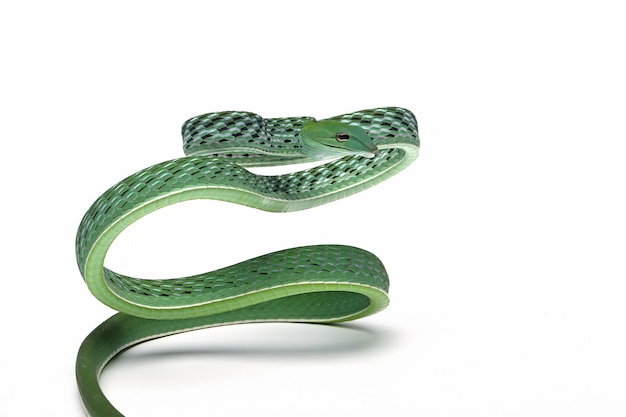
[{"left": 300, "top": 120, "right": 378, "bottom": 160}]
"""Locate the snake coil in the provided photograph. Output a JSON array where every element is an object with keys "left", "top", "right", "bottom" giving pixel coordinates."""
[{"left": 75, "top": 107, "right": 419, "bottom": 416}]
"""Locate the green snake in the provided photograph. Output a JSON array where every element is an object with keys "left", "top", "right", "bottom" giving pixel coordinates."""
[{"left": 75, "top": 107, "right": 419, "bottom": 416}]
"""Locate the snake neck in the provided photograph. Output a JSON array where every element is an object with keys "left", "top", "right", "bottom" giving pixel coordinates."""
[{"left": 181, "top": 111, "right": 314, "bottom": 167}]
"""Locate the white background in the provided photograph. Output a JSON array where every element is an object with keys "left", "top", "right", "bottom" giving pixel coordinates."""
[{"left": 1, "top": 1, "right": 625, "bottom": 416}]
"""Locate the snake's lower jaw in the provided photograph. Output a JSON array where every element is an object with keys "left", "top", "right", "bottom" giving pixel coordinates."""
[
  {"left": 363, "top": 148, "right": 378, "bottom": 158},
  {"left": 352, "top": 145, "right": 378, "bottom": 159}
]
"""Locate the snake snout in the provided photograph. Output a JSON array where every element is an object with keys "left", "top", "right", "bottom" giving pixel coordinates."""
[{"left": 368, "top": 145, "right": 379, "bottom": 158}]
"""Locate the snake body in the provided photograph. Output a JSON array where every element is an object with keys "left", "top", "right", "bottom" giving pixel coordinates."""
[{"left": 75, "top": 107, "right": 419, "bottom": 416}]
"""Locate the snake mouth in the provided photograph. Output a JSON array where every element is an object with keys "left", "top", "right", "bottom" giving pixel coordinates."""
[
  {"left": 350, "top": 150, "right": 378, "bottom": 159},
  {"left": 352, "top": 149, "right": 377, "bottom": 159},
  {"left": 359, "top": 147, "right": 378, "bottom": 159},
  {"left": 327, "top": 143, "right": 378, "bottom": 159}
]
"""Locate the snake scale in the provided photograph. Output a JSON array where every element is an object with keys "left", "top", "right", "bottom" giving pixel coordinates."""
[{"left": 75, "top": 107, "right": 420, "bottom": 416}]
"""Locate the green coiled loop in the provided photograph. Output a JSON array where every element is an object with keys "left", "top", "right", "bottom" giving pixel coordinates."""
[{"left": 75, "top": 107, "right": 419, "bottom": 417}]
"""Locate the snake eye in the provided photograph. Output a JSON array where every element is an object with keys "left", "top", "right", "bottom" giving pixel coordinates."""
[{"left": 335, "top": 132, "right": 350, "bottom": 143}]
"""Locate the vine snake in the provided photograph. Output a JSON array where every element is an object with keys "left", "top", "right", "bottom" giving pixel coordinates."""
[{"left": 75, "top": 107, "right": 420, "bottom": 416}]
